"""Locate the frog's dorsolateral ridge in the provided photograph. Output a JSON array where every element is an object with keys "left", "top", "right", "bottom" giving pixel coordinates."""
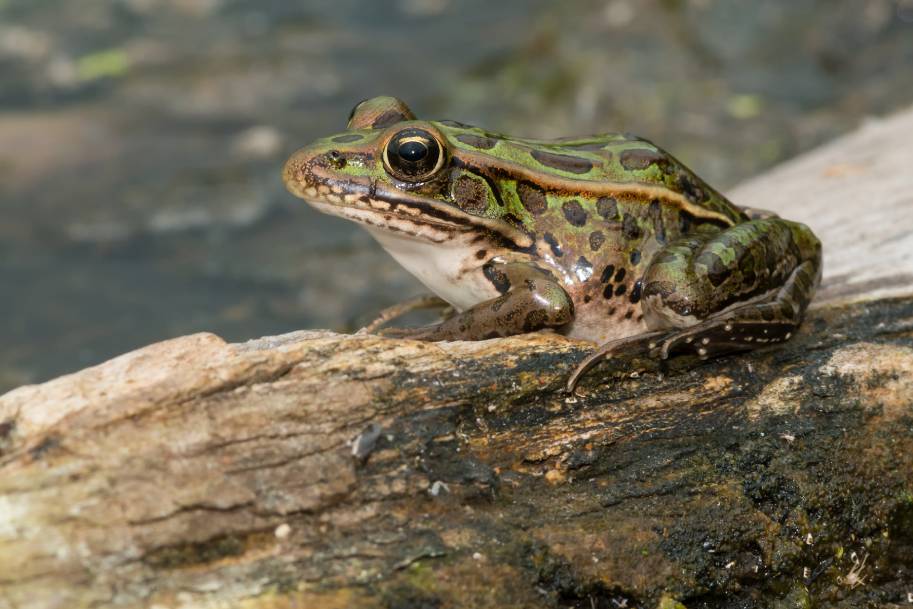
[{"left": 283, "top": 96, "right": 821, "bottom": 391}]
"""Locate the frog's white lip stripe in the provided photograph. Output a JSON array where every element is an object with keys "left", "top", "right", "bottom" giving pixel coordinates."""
[{"left": 288, "top": 169, "right": 534, "bottom": 249}]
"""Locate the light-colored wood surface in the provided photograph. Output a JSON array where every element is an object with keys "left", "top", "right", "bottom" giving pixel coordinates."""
[{"left": 730, "top": 108, "right": 913, "bottom": 304}]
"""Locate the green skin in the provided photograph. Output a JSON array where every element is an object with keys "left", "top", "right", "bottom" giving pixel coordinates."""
[{"left": 283, "top": 97, "right": 822, "bottom": 391}]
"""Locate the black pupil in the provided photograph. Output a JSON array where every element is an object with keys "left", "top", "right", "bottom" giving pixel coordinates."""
[{"left": 398, "top": 140, "right": 428, "bottom": 162}]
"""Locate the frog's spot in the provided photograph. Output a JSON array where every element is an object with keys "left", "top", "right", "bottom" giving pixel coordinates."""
[
  {"left": 575, "top": 256, "right": 593, "bottom": 282},
  {"left": 600, "top": 264, "right": 615, "bottom": 284},
  {"left": 452, "top": 174, "right": 490, "bottom": 214},
  {"left": 561, "top": 199, "right": 588, "bottom": 227},
  {"left": 630, "top": 250, "right": 641, "bottom": 265},
  {"left": 332, "top": 134, "right": 364, "bottom": 143},
  {"left": 583, "top": 294, "right": 592, "bottom": 303},
  {"left": 596, "top": 196, "right": 619, "bottom": 220},
  {"left": 614, "top": 267, "right": 626, "bottom": 282},
  {"left": 371, "top": 109, "right": 408, "bottom": 129},
  {"left": 608, "top": 306, "right": 617, "bottom": 315},
  {"left": 523, "top": 309, "right": 548, "bottom": 331},
  {"left": 517, "top": 181, "right": 547, "bottom": 216},
  {"left": 624, "top": 309, "right": 634, "bottom": 319},
  {"left": 622, "top": 213, "right": 642, "bottom": 240},
  {"left": 649, "top": 200, "right": 667, "bottom": 243},
  {"left": 530, "top": 149, "right": 593, "bottom": 174},
  {"left": 543, "top": 232, "right": 564, "bottom": 258},
  {"left": 615, "top": 284, "right": 627, "bottom": 297},
  {"left": 483, "top": 263, "right": 511, "bottom": 294},
  {"left": 439, "top": 119, "right": 473, "bottom": 128},
  {"left": 564, "top": 141, "right": 609, "bottom": 152},
  {"left": 602, "top": 284, "right": 615, "bottom": 300},
  {"left": 456, "top": 134, "right": 497, "bottom": 150},
  {"left": 677, "top": 173, "right": 704, "bottom": 203},
  {"left": 679, "top": 211, "right": 693, "bottom": 234},
  {"left": 589, "top": 230, "right": 605, "bottom": 252},
  {"left": 620, "top": 148, "right": 667, "bottom": 171},
  {"left": 475, "top": 249, "right": 488, "bottom": 260},
  {"left": 629, "top": 280, "right": 643, "bottom": 304}
]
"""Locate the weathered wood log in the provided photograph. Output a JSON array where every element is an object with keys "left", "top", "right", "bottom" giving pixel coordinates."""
[{"left": 2, "top": 108, "right": 913, "bottom": 609}]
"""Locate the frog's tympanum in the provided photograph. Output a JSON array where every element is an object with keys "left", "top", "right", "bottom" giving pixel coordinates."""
[{"left": 283, "top": 97, "right": 822, "bottom": 391}]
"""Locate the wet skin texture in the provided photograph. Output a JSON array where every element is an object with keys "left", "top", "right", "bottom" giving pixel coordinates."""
[{"left": 283, "top": 97, "right": 822, "bottom": 390}]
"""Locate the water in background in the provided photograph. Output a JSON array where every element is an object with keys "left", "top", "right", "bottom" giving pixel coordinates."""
[{"left": 1, "top": 0, "right": 912, "bottom": 391}]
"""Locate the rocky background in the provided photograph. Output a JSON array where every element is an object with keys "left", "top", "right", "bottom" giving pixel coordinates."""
[{"left": 2, "top": 0, "right": 913, "bottom": 392}]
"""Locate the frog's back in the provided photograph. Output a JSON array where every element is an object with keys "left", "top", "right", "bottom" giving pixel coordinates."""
[{"left": 437, "top": 122, "right": 746, "bottom": 227}]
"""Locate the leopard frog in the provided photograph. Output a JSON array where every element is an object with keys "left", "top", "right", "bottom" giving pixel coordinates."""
[{"left": 283, "top": 97, "right": 821, "bottom": 390}]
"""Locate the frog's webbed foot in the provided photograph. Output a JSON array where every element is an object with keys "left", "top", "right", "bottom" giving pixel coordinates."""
[
  {"left": 650, "top": 318, "right": 797, "bottom": 361},
  {"left": 565, "top": 331, "right": 665, "bottom": 394},
  {"left": 359, "top": 295, "right": 452, "bottom": 335}
]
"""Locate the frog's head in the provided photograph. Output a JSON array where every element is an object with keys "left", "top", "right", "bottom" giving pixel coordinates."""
[{"left": 283, "top": 96, "right": 534, "bottom": 252}]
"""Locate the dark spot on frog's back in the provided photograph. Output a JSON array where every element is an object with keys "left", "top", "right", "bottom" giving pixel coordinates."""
[
  {"left": 561, "top": 199, "right": 588, "bottom": 227},
  {"left": 439, "top": 119, "right": 472, "bottom": 128},
  {"left": 456, "top": 134, "right": 497, "bottom": 150},
  {"left": 678, "top": 173, "right": 705, "bottom": 203},
  {"left": 530, "top": 149, "right": 593, "bottom": 174},
  {"left": 620, "top": 148, "right": 667, "bottom": 171},
  {"left": 564, "top": 141, "right": 610, "bottom": 152},
  {"left": 517, "top": 181, "right": 547, "bottom": 216},
  {"left": 483, "top": 263, "right": 511, "bottom": 294},
  {"left": 596, "top": 197, "right": 619, "bottom": 220},
  {"left": 543, "top": 232, "right": 563, "bottom": 257},
  {"left": 332, "top": 134, "right": 364, "bottom": 143}
]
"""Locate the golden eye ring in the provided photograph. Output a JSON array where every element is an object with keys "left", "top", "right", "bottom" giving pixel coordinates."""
[{"left": 382, "top": 128, "right": 446, "bottom": 182}]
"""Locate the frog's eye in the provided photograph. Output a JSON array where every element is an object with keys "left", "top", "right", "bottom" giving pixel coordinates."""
[{"left": 383, "top": 128, "right": 445, "bottom": 182}]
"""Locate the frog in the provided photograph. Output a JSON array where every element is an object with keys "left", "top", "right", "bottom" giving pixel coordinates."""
[{"left": 283, "top": 96, "right": 822, "bottom": 392}]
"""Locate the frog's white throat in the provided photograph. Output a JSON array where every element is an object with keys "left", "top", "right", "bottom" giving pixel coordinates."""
[{"left": 365, "top": 227, "right": 499, "bottom": 312}]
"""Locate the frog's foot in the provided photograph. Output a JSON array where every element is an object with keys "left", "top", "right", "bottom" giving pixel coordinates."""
[
  {"left": 565, "top": 331, "right": 666, "bottom": 394},
  {"left": 359, "top": 295, "right": 452, "bottom": 335},
  {"left": 650, "top": 318, "right": 798, "bottom": 361}
]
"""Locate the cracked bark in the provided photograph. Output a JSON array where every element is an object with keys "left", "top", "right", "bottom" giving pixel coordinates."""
[{"left": 2, "top": 109, "right": 913, "bottom": 609}]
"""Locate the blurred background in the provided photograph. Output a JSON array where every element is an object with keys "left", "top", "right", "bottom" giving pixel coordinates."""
[{"left": 1, "top": 0, "right": 912, "bottom": 392}]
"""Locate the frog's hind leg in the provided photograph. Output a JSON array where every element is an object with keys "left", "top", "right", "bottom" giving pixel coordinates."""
[
  {"left": 651, "top": 257, "right": 820, "bottom": 362},
  {"left": 567, "top": 219, "right": 821, "bottom": 393}
]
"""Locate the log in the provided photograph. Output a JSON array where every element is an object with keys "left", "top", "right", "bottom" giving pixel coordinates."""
[{"left": 2, "top": 108, "right": 913, "bottom": 609}]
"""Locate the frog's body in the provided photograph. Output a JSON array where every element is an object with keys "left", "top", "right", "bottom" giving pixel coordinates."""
[{"left": 283, "top": 97, "right": 821, "bottom": 390}]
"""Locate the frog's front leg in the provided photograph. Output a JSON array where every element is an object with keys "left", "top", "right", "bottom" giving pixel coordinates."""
[
  {"left": 568, "top": 219, "right": 821, "bottom": 392},
  {"left": 359, "top": 295, "right": 452, "bottom": 335},
  {"left": 380, "top": 262, "right": 574, "bottom": 341}
]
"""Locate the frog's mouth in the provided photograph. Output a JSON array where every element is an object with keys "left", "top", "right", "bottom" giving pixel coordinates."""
[{"left": 285, "top": 165, "right": 533, "bottom": 250}]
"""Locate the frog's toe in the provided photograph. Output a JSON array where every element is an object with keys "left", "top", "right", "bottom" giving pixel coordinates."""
[{"left": 653, "top": 319, "right": 798, "bottom": 362}]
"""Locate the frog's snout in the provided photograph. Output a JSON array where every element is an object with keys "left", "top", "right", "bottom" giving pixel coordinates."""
[{"left": 282, "top": 145, "right": 321, "bottom": 197}]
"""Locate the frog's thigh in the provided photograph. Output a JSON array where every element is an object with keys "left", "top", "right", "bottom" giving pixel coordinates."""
[
  {"left": 384, "top": 263, "right": 574, "bottom": 341},
  {"left": 640, "top": 219, "right": 821, "bottom": 358}
]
